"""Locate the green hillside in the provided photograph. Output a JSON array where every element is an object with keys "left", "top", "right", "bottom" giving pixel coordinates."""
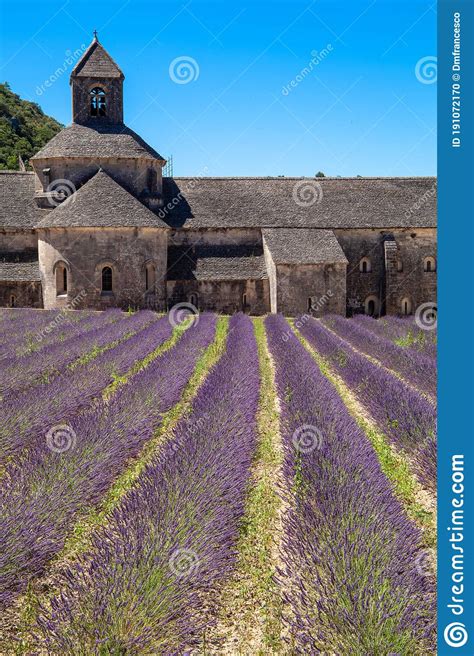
[{"left": 0, "top": 82, "right": 63, "bottom": 170}]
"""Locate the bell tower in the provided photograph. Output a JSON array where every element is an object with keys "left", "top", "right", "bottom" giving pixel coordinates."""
[{"left": 70, "top": 33, "right": 124, "bottom": 125}]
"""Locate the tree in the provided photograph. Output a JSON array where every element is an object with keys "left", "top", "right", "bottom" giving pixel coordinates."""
[
  {"left": 315, "top": 171, "right": 326, "bottom": 177},
  {"left": 0, "top": 83, "right": 63, "bottom": 170}
]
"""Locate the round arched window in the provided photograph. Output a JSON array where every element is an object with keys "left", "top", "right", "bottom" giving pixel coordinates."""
[
  {"left": 401, "top": 297, "right": 412, "bottom": 315},
  {"left": 90, "top": 87, "right": 106, "bottom": 117},
  {"left": 102, "top": 266, "right": 113, "bottom": 292},
  {"left": 359, "top": 257, "right": 372, "bottom": 273},
  {"left": 423, "top": 256, "right": 436, "bottom": 272}
]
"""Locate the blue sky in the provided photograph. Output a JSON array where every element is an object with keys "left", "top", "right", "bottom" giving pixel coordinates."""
[{"left": 0, "top": 0, "right": 437, "bottom": 176}]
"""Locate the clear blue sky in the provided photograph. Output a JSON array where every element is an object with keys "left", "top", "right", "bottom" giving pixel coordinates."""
[{"left": 0, "top": 0, "right": 436, "bottom": 176}]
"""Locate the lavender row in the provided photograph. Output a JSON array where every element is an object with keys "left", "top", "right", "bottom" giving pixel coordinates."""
[
  {"left": 0, "top": 314, "right": 217, "bottom": 607},
  {"left": 322, "top": 314, "right": 436, "bottom": 397},
  {"left": 354, "top": 314, "right": 437, "bottom": 359},
  {"left": 0, "top": 314, "right": 174, "bottom": 463},
  {"left": 265, "top": 314, "right": 435, "bottom": 653},
  {"left": 0, "top": 309, "right": 76, "bottom": 358},
  {"left": 298, "top": 316, "right": 437, "bottom": 491},
  {"left": 34, "top": 315, "right": 260, "bottom": 654},
  {"left": 0, "top": 310, "right": 154, "bottom": 399},
  {"left": 11, "top": 310, "right": 108, "bottom": 357}
]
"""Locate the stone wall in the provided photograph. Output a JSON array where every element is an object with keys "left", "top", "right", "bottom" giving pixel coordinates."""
[
  {"left": 0, "top": 229, "right": 37, "bottom": 253},
  {"left": 72, "top": 76, "right": 124, "bottom": 125},
  {"left": 167, "top": 278, "right": 270, "bottom": 315},
  {"left": 32, "top": 159, "right": 163, "bottom": 207},
  {"left": 37, "top": 226, "right": 168, "bottom": 310},
  {"left": 334, "top": 228, "right": 437, "bottom": 315},
  {"left": 169, "top": 228, "right": 261, "bottom": 247},
  {"left": 275, "top": 263, "right": 347, "bottom": 316},
  {"left": 0, "top": 281, "right": 42, "bottom": 308}
]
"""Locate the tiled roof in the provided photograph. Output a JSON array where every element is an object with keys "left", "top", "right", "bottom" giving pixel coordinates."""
[
  {"left": 167, "top": 245, "right": 267, "bottom": 280},
  {"left": 160, "top": 177, "right": 437, "bottom": 229},
  {"left": 0, "top": 172, "right": 38, "bottom": 229},
  {"left": 71, "top": 38, "right": 123, "bottom": 79},
  {"left": 35, "top": 170, "right": 169, "bottom": 229},
  {"left": 263, "top": 228, "right": 348, "bottom": 264},
  {"left": 31, "top": 122, "right": 165, "bottom": 160},
  {"left": 0, "top": 260, "right": 40, "bottom": 282}
]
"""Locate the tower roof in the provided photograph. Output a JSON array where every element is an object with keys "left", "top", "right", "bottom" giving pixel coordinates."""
[
  {"left": 31, "top": 121, "right": 165, "bottom": 161},
  {"left": 71, "top": 36, "right": 124, "bottom": 80}
]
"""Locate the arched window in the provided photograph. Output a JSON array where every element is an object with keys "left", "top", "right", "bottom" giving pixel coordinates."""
[
  {"left": 90, "top": 87, "right": 106, "bottom": 117},
  {"left": 145, "top": 263, "right": 156, "bottom": 292},
  {"left": 364, "top": 295, "right": 379, "bottom": 317},
  {"left": 9, "top": 295, "right": 15, "bottom": 308},
  {"left": 423, "top": 256, "right": 436, "bottom": 272},
  {"left": 359, "top": 257, "right": 372, "bottom": 273},
  {"left": 397, "top": 259, "right": 403, "bottom": 272},
  {"left": 102, "top": 266, "right": 113, "bottom": 293},
  {"left": 242, "top": 293, "right": 247, "bottom": 310},
  {"left": 401, "top": 297, "right": 412, "bottom": 315},
  {"left": 188, "top": 292, "right": 198, "bottom": 308},
  {"left": 55, "top": 263, "right": 68, "bottom": 296}
]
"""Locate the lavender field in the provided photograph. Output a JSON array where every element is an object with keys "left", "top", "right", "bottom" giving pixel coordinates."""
[{"left": 0, "top": 308, "right": 437, "bottom": 654}]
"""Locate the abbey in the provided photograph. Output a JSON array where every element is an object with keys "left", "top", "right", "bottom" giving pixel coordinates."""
[{"left": 0, "top": 36, "right": 436, "bottom": 316}]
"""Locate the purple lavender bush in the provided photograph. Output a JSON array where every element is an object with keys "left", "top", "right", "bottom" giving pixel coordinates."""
[
  {"left": 33, "top": 314, "right": 260, "bottom": 654},
  {"left": 0, "top": 313, "right": 173, "bottom": 463},
  {"left": 265, "top": 314, "right": 435, "bottom": 654},
  {"left": 0, "top": 309, "right": 137, "bottom": 398},
  {"left": 298, "top": 315, "right": 436, "bottom": 492},
  {"left": 354, "top": 314, "right": 437, "bottom": 360},
  {"left": 0, "top": 315, "right": 217, "bottom": 606},
  {"left": 322, "top": 314, "right": 436, "bottom": 397}
]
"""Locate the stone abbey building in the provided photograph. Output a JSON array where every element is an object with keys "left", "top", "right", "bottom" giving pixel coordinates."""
[{"left": 0, "top": 37, "right": 437, "bottom": 316}]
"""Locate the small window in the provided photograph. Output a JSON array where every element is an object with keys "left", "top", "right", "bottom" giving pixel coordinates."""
[
  {"left": 423, "top": 256, "right": 436, "bottom": 272},
  {"left": 90, "top": 87, "right": 106, "bottom": 117},
  {"left": 145, "top": 263, "right": 156, "bottom": 291},
  {"left": 147, "top": 168, "right": 157, "bottom": 192},
  {"left": 397, "top": 259, "right": 403, "bottom": 272},
  {"left": 307, "top": 297, "right": 312, "bottom": 312},
  {"left": 102, "top": 266, "right": 113, "bottom": 293},
  {"left": 56, "top": 264, "right": 68, "bottom": 296},
  {"left": 360, "top": 257, "right": 372, "bottom": 273},
  {"left": 10, "top": 295, "right": 15, "bottom": 308},
  {"left": 401, "top": 297, "right": 412, "bottom": 315},
  {"left": 364, "top": 295, "right": 379, "bottom": 317},
  {"left": 242, "top": 293, "right": 247, "bottom": 310},
  {"left": 188, "top": 292, "right": 198, "bottom": 308}
]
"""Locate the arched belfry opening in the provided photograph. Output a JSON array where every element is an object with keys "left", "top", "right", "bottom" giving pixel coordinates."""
[{"left": 90, "top": 87, "right": 106, "bottom": 117}]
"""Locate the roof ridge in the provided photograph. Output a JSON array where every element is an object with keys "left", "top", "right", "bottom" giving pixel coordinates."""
[
  {"left": 0, "top": 171, "right": 35, "bottom": 175},
  {"left": 167, "top": 176, "right": 437, "bottom": 181}
]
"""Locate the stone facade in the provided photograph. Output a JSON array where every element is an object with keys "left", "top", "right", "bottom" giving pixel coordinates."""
[
  {"left": 0, "top": 37, "right": 437, "bottom": 317},
  {"left": 334, "top": 228, "right": 437, "bottom": 316},
  {"left": 37, "top": 227, "right": 168, "bottom": 310}
]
